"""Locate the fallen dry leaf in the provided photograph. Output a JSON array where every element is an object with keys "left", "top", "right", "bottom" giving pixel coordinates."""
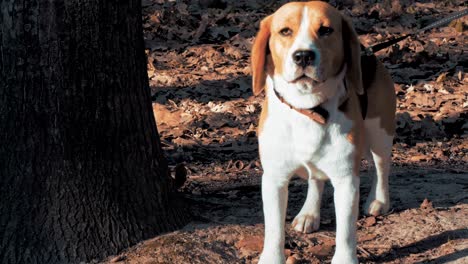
[
  {"left": 235, "top": 235, "right": 263, "bottom": 257},
  {"left": 420, "top": 198, "right": 434, "bottom": 211},
  {"left": 364, "top": 216, "right": 377, "bottom": 227}
]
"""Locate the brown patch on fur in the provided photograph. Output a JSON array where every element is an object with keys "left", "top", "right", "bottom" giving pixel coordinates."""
[
  {"left": 256, "top": 57, "right": 274, "bottom": 137},
  {"left": 295, "top": 166, "right": 308, "bottom": 179},
  {"left": 341, "top": 15, "right": 364, "bottom": 95},
  {"left": 346, "top": 132, "right": 355, "bottom": 144},
  {"left": 257, "top": 93, "right": 269, "bottom": 136},
  {"left": 340, "top": 92, "right": 365, "bottom": 177},
  {"left": 268, "top": 2, "right": 304, "bottom": 77},
  {"left": 251, "top": 15, "right": 272, "bottom": 95},
  {"left": 364, "top": 60, "right": 396, "bottom": 135},
  {"left": 300, "top": 2, "right": 344, "bottom": 80}
]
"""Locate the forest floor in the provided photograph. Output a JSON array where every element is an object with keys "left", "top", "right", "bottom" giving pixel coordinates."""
[{"left": 104, "top": 0, "right": 467, "bottom": 263}]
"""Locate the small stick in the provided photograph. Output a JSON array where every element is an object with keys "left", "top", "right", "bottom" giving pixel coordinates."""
[
  {"left": 357, "top": 246, "right": 373, "bottom": 258},
  {"left": 362, "top": 244, "right": 393, "bottom": 249}
]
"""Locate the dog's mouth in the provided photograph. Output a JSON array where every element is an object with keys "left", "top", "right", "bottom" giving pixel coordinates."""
[{"left": 290, "top": 74, "right": 321, "bottom": 86}]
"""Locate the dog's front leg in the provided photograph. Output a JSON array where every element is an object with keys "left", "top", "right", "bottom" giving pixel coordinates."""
[
  {"left": 259, "top": 170, "right": 289, "bottom": 264},
  {"left": 330, "top": 175, "right": 359, "bottom": 264}
]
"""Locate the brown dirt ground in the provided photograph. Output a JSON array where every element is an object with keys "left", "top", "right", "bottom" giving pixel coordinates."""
[{"left": 103, "top": 0, "right": 467, "bottom": 263}]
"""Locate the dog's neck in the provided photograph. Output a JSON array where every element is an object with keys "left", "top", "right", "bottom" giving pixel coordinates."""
[
  {"left": 270, "top": 65, "right": 348, "bottom": 125},
  {"left": 272, "top": 88, "right": 329, "bottom": 125}
]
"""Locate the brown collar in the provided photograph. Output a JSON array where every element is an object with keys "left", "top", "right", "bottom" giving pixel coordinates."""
[
  {"left": 273, "top": 88, "right": 329, "bottom": 125},
  {"left": 272, "top": 65, "right": 349, "bottom": 125}
]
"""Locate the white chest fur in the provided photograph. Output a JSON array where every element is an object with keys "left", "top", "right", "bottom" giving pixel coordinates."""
[{"left": 258, "top": 77, "right": 357, "bottom": 180}]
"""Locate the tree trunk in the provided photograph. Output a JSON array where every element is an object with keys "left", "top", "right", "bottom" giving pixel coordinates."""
[{"left": 0, "top": 1, "right": 186, "bottom": 263}]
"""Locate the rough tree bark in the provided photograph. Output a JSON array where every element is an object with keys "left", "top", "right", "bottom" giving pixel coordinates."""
[{"left": 0, "top": 1, "right": 186, "bottom": 263}]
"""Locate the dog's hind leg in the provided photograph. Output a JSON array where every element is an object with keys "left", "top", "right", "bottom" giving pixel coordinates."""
[
  {"left": 363, "top": 117, "right": 393, "bottom": 216},
  {"left": 291, "top": 174, "right": 324, "bottom": 233}
]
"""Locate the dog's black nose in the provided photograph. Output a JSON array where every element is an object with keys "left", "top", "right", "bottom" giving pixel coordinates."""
[{"left": 292, "top": 50, "right": 316, "bottom": 68}]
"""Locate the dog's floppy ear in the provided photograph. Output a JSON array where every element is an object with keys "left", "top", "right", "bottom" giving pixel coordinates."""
[
  {"left": 342, "top": 16, "right": 364, "bottom": 95},
  {"left": 251, "top": 15, "right": 272, "bottom": 96}
]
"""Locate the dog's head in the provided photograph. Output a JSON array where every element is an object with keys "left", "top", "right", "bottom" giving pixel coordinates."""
[{"left": 251, "top": 1, "right": 363, "bottom": 108}]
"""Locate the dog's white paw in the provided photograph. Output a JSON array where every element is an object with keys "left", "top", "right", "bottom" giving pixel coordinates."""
[
  {"left": 364, "top": 199, "right": 390, "bottom": 216},
  {"left": 331, "top": 253, "right": 358, "bottom": 264},
  {"left": 291, "top": 213, "right": 320, "bottom": 233},
  {"left": 258, "top": 251, "right": 285, "bottom": 264}
]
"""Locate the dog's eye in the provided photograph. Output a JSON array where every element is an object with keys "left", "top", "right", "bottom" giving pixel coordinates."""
[
  {"left": 279, "top": 27, "right": 293, "bottom": 36},
  {"left": 318, "top": 26, "right": 334, "bottom": 36}
]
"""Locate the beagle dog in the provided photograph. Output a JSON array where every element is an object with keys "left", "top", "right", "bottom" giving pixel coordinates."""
[{"left": 251, "top": 2, "right": 396, "bottom": 264}]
